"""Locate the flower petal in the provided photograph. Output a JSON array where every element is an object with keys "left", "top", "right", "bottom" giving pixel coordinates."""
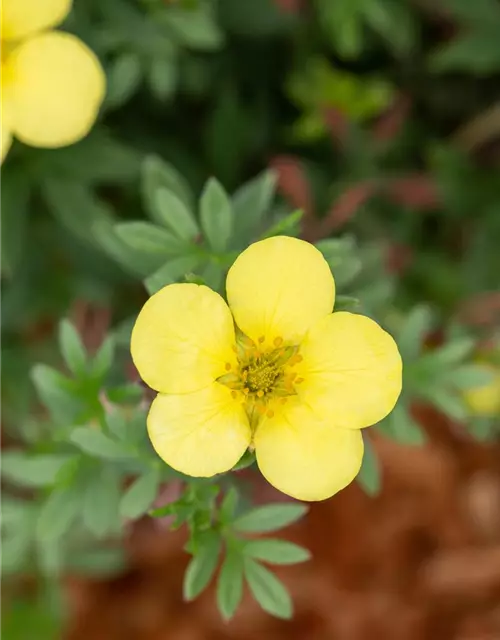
[
  {"left": 148, "top": 384, "right": 251, "bottom": 477},
  {"left": 131, "top": 283, "right": 238, "bottom": 394},
  {"left": 1, "top": 121, "right": 12, "bottom": 164},
  {"left": 1, "top": 0, "right": 71, "bottom": 41},
  {"left": 254, "top": 399, "right": 363, "bottom": 501},
  {"left": 6, "top": 32, "right": 105, "bottom": 149},
  {"left": 226, "top": 236, "right": 334, "bottom": 347},
  {"left": 297, "top": 312, "right": 402, "bottom": 429}
]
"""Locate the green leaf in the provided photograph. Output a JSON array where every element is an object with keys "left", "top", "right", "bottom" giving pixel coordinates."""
[
  {"left": 421, "top": 337, "right": 475, "bottom": 369},
  {"left": 105, "top": 53, "right": 142, "bottom": 109},
  {"left": 163, "top": 6, "right": 224, "bottom": 51},
  {"left": 115, "top": 221, "right": 186, "bottom": 256},
  {"left": 262, "top": 210, "right": 303, "bottom": 239},
  {"left": 148, "top": 56, "right": 179, "bottom": 101},
  {"left": 398, "top": 305, "right": 434, "bottom": 361},
  {"left": 0, "top": 165, "right": 30, "bottom": 276},
  {"left": 144, "top": 254, "right": 200, "bottom": 294},
  {"left": 234, "top": 503, "right": 308, "bottom": 533},
  {"left": 333, "top": 295, "right": 360, "bottom": 311},
  {"left": 245, "top": 539, "right": 311, "bottom": 565},
  {"left": 69, "top": 427, "right": 132, "bottom": 460},
  {"left": 36, "top": 488, "right": 80, "bottom": 541},
  {"left": 232, "top": 170, "right": 277, "bottom": 244},
  {"left": 31, "top": 364, "right": 83, "bottom": 424},
  {"left": 383, "top": 402, "right": 427, "bottom": 446},
  {"left": 217, "top": 549, "right": 244, "bottom": 620},
  {"left": 357, "top": 437, "right": 381, "bottom": 495},
  {"left": 83, "top": 467, "right": 121, "bottom": 538},
  {"left": 362, "top": 0, "right": 417, "bottom": 56},
  {"left": 120, "top": 468, "right": 160, "bottom": 519},
  {"left": 448, "top": 365, "right": 495, "bottom": 389},
  {"left": 1, "top": 452, "right": 76, "bottom": 488},
  {"left": 154, "top": 188, "right": 199, "bottom": 241},
  {"left": 59, "top": 319, "right": 87, "bottom": 377},
  {"left": 219, "top": 486, "right": 239, "bottom": 523},
  {"left": 244, "top": 558, "right": 293, "bottom": 619},
  {"left": 232, "top": 448, "right": 256, "bottom": 471},
  {"left": 424, "top": 388, "right": 469, "bottom": 422},
  {"left": 142, "top": 155, "right": 194, "bottom": 220},
  {"left": 183, "top": 532, "right": 222, "bottom": 600},
  {"left": 200, "top": 178, "right": 233, "bottom": 252},
  {"left": 430, "top": 33, "right": 500, "bottom": 74},
  {"left": 90, "top": 336, "right": 115, "bottom": 379},
  {"left": 42, "top": 180, "right": 114, "bottom": 243}
]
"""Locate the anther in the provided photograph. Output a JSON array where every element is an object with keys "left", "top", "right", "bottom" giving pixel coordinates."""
[
  {"left": 273, "top": 337, "right": 283, "bottom": 347},
  {"left": 225, "top": 362, "right": 232, "bottom": 371},
  {"left": 256, "top": 390, "right": 264, "bottom": 398},
  {"left": 266, "top": 410, "right": 274, "bottom": 418},
  {"left": 258, "top": 336, "right": 265, "bottom": 344},
  {"left": 296, "top": 377, "right": 304, "bottom": 384}
]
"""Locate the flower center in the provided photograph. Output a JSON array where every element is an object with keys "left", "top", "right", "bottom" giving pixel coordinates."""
[{"left": 217, "top": 331, "right": 303, "bottom": 422}]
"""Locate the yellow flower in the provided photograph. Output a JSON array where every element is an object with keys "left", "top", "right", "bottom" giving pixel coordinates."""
[
  {"left": 1, "top": 0, "right": 106, "bottom": 162},
  {"left": 463, "top": 363, "right": 500, "bottom": 417},
  {"left": 131, "top": 236, "right": 402, "bottom": 501}
]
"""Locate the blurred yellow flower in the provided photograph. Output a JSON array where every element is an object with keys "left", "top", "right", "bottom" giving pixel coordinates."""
[
  {"left": 131, "top": 236, "right": 402, "bottom": 501},
  {"left": 463, "top": 363, "right": 500, "bottom": 417},
  {"left": 1, "top": 0, "right": 106, "bottom": 162}
]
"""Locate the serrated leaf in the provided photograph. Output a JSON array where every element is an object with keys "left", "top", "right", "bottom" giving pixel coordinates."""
[
  {"left": 144, "top": 254, "right": 200, "bottom": 294},
  {"left": 245, "top": 539, "right": 311, "bottom": 565},
  {"left": 183, "top": 532, "right": 222, "bottom": 600},
  {"left": 233, "top": 503, "right": 308, "bottom": 533},
  {"left": 1, "top": 453, "right": 77, "bottom": 488},
  {"left": 36, "top": 488, "right": 80, "bottom": 542},
  {"left": 200, "top": 178, "right": 233, "bottom": 252},
  {"left": 154, "top": 188, "right": 199, "bottom": 240},
  {"left": 69, "top": 428, "right": 132, "bottom": 460},
  {"left": 115, "top": 221, "right": 186, "bottom": 256},
  {"left": 59, "top": 320, "right": 87, "bottom": 377},
  {"left": 217, "top": 549, "right": 244, "bottom": 620},
  {"left": 120, "top": 468, "right": 160, "bottom": 519},
  {"left": 142, "top": 155, "right": 194, "bottom": 221},
  {"left": 357, "top": 437, "right": 381, "bottom": 495},
  {"left": 244, "top": 558, "right": 293, "bottom": 619},
  {"left": 231, "top": 170, "right": 277, "bottom": 244},
  {"left": 105, "top": 53, "right": 142, "bottom": 109},
  {"left": 83, "top": 468, "right": 121, "bottom": 538}
]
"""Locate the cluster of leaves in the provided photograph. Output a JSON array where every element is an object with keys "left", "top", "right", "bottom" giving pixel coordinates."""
[{"left": 2, "top": 0, "right": 500, "bottom": 629}]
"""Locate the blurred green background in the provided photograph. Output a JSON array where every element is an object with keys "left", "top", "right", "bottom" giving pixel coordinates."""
[{"left": 2, "top": 0, "right": 500, "bottom": 637}]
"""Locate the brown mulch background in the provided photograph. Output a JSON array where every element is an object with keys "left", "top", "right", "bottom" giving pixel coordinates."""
[{"left": 64, "top": 406, "right": 500, "bottom": 640}]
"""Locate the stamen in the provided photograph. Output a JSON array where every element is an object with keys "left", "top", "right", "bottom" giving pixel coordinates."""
[
  {"left": 256, "top": 390, "right": 264, "bottom": 398},
  {"left": 266, "top": 409, "right": 274, "bottom": 418},
  {"left": 296, "top": 377, "right": 304, "bottom": 384},
  {"left": 225, "top": 362, "right": 232, "bottom": 371},
  {"left": 273, "top": 336, "right": 283, "bottom": 347},
  {"left": 258, "top": 336, "right": 265, "bottom": 344}
]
